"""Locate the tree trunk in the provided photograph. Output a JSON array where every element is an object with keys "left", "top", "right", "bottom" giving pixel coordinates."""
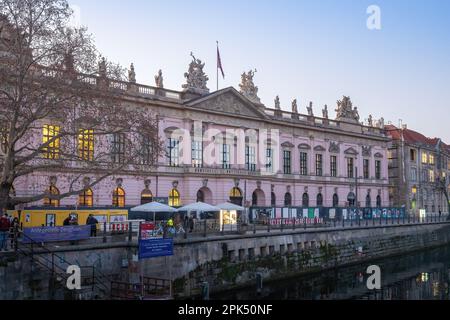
[{"left": 0, "top": 182, "right": 12, "bottom": 212}]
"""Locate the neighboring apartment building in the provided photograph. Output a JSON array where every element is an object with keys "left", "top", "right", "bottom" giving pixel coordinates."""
[{"left": 386, "top": 125, "right": 450, "bottom": 214}]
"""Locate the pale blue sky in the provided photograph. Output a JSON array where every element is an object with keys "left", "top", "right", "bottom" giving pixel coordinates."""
[{"left": 68, "top": 0, "right": 450, "bottom": 142}]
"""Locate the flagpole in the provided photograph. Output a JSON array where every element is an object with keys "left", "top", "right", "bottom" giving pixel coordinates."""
[{"left": 216, "top": 41, "right": 219, "bottom": 92}]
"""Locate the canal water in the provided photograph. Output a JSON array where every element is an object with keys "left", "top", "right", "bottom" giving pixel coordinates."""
[{"left": 211, "top": 245, "right": 450, "bottom": 300}]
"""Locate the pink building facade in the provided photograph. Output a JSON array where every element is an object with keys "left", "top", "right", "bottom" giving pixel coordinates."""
[{"left": 13, "top": 65, "right": 390, "bottom": 211}]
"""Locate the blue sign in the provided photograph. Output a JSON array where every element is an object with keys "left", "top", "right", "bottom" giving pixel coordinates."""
[
  {"left": 23, "top": 225, "right": 91, "bottom": 243},
  {"left": 138, "top": 238, "right": 174, "bottom": 260}
]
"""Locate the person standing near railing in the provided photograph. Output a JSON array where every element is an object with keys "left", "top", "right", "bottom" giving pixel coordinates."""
[
  {"left": 86, "top": 214, "right": 99, "bottom": 237},
  {"left": 9, "top": 217, "right": 19, "bottom": 250},
  {"left": 0, "top": 213, "right": 11, "bottom": 251}
]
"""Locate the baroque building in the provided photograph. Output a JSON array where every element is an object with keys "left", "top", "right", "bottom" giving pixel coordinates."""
[
  {"left": 10, "top": 53, "right": 391, "bottom": 212},
  {"left": 386, "top": 125, "right": 450, "bottom": 214}
]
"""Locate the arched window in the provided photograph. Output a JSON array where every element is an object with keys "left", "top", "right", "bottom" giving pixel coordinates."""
[
  {"left": 196, "top": 189, "right": 204, "bottom": 203},
  {"left": 333, "top": 194, "right": 339, "bottom": 207},
  {"left": 169, "top": 189, "right": 180, "bottom": 206},
  {"left": 141, "top": 189, "right": 153, "bottom": 204},
  {"left": 252, "top": 191, "right": 258, "bottom": 206},
  {"left": 347, "top": 192, "right": 356, "bottom": 207},
  {"left": 366, "top": 194, "right": 372, "bottom": 208},
  {"left": 44, "top": 185, "right": 60, "bottom": 207},
  {"left": 271, "top": 192, "right": 276, "bottom": 207},
  {"left": 79, "top": 188, "right": 93, "bottom": 207},
  {"left": 284, "top": 193, "right": 292, "bottom": 206},
  {"left": 316, "top": 193, "right": 323, "bottom": 207},
  {"left": 302, "top": 193, "right": 309, "bottom": 207},
  {"left": 112, "top": 187, "right": 125, "bottom": 207},
  {"left": 229, "top": 187, "right": 243, "bottom": 206},
  {"left": 376, "top": 195, "right": 382, "bottom": 208}
]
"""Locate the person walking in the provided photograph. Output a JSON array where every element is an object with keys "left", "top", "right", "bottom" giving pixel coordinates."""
[
  {"left": 0, "top": 213, "right": 11, "bottom": 251},
  {"left": 9, "top": 217, "right": 19, "bottom": 250},
  {"left": 86, "top": 214, "right": 99, "bottom": 237}
]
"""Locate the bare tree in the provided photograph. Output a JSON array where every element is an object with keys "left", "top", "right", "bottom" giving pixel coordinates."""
[{"left": 0, "top": 0, "right": 163, "bottom": 210}]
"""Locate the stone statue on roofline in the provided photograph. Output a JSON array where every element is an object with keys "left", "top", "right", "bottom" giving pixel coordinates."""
[
  {"left": 322, "top": 105, "right": 329, "bottom": 119},
  {"left": 368, "top": 114, "right": 373, "bottom": 127},
  {"left": 239, "top": 69, "right": 261, "bottom": 103},
  {"left": 292, "top": 99, "right": 298, "bottom": 114},
  {"left": 274, "top": 95, "right": 281, "bottom": 110},
  {"left": 155, "top": 69, "right": 164, "bottom": 88},
  {"left": 182, "top": 52, "right": 209, "bottom": 94},
  {"left": 128, "top": 63, "right": 136, "bottom": 83},
  {"left": 335, "top": 96, "right": 360, "bottom": 122},
  {"left": 307, "top": 101, "right": 314, "bottom": 116}
]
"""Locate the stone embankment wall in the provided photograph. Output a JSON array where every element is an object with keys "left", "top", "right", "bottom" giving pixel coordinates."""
[{"left": 1, "top": 223, "right": 450, "bottom": 299}]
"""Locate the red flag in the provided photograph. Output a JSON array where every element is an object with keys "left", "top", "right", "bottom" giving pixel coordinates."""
[{"left": 217, "top": 45, "right": 225, "bottom": 79}]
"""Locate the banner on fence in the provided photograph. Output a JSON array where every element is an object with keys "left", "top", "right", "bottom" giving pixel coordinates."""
[{"left": 23, "top": 225, "right": 91, "bottom": 243}]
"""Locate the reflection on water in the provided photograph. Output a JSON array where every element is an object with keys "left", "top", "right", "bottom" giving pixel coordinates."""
[{"left": 212, "top": 245, "right": 450, "bottom": 300}]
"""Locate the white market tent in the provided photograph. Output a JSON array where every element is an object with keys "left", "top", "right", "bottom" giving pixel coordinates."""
[
  {"left": 176, "top": 202, "right": 220, "bottom": 219},
  {"left": 130, "top": 202, "right": 177, "bottom": 223},
  {"left": 216, "top": 202, "right": 245, "bottom": 211}
]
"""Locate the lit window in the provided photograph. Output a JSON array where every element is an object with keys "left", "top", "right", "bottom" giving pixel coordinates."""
[
  {"left": 429, "top": 154, "right": 435, "bottom": 165},
  {"left": 78, "top": 129, "right": 94, "bottom": 161},
  {"left": 42, "top": 125, "right": 60, "bottom": 159},
  {"left": 141, "top": 189, "right": 153, "bottom": 204},
  {"left": 429, "top": 170, "right": 435, "bottom": 183},
  {"left": 169, "top": 188, "right": 180, "bottom": 206},
  {"left": 79, "top": 188, "right": 93, "bottom": 207},
  {"left": 421, "top": 152, "right": 428, "bottom": 164},
  {"left": 44, "top": 185, "right": 60, "bottom": 207},
  {"left": 112, "top": 187, "right": 125, "bottom": 207}
]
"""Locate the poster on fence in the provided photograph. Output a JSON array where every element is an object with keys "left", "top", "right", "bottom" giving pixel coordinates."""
[
  {"left": 329, "top": 208, "right": 336, "bottom": 219},
  {"left": 303, "top": 209, "right": 308, "bottom": 218},
  {"left": 138, "top": 222, "right": 173, "bottom": 260}
]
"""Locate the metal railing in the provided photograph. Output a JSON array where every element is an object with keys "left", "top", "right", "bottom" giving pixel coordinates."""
[
  {"left": 14, "top": 231, "right": 113, "bottom": 299},
  {"left": 110, "top": 277, "right": 172, "bottom": 300}
]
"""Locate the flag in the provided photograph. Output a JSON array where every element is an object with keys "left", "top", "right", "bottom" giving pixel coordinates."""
[{"left": 217, "top": 43, "right": 225, "bottom": 79}]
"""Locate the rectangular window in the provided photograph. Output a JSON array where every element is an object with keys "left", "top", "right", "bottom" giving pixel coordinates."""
[
  {"left": 266, "top": 148, "right": 273, "bottom": 172},
  {"left": 141, "top": 134, "right": 154, "bottom": 165},
  {"left": 315, "top": 154, "right": 323, "bottom": 176},
  {"left": 167, "top": 138, "right": 179, "bottom": 167},
  {"left": 429, "top": 170, "right": 435, "bottom": 182},
  {"left": 410, "top": 149, "right": 416, "bottom": 161},
  {"left": 111, "top": 133, "right": 126, "bottom": 164},
  {"left": 78, "top": 129, "right": 94, "bottom": 161},
  {"left": 422, "top": 152, "right": 428, "bottom": 164},
  {"left": 283, "top": 150, "right": 291, "bottom": 174},
  {"left": 429, "top": 154, "right": 435, "bottom": 165},
  {"left": 42, "top": 125, "right": 60, "bottom": 159},
  {"left": 411, "top": 168, "right": 417, "bottom": 181},
  {"left": 220, "top": 144, "right": 230, "bottom": 169},
  {"left": 330, "top": 155, "right": 337, "bottom": 177},
  {"left": 191, "top": 140, "right": 203, "bottom": 168},
  {"left": 375, "top": 160, "right": 381, "bottom": 179},
  {"left": 347, "top": 158, "right": 354, "bottom": 178},
  {"left": 363, "top": 159, "right": 370, "bottom": 179},
  {"left": 245, "top": 145, "right": 256, "bottom": 172},
  {"left": 300, "top": 152, "right": 308, "bottom": 176}
]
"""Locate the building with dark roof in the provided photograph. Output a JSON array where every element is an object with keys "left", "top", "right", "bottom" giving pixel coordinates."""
[{"left": 386, "top": 124, "right": 449, "bottom": 214}]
